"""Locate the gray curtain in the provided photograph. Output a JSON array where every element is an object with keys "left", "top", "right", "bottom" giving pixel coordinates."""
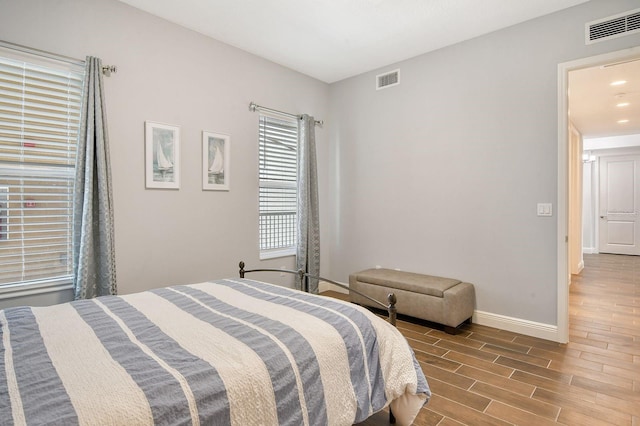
[
  {"left": 72, "top": 56, "right": 117, "bottom": 299},
  {"left": 296, "top": 115, "right": 320, "bottom": 293}
]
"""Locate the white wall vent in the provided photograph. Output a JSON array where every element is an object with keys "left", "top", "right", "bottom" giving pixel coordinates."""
[
  {"left": 585, "top": 8, "right": 640, "bottom": 44},
  {"left": 376, "top": 69, "right": 400, "bottom": 90}
]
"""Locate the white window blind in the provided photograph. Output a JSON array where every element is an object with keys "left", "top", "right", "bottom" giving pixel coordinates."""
[
  {"left": 0, "top": 54, "right": 84, "bottom": 287},
  {"left": 258, "top": 115, "right": 298, "bottom": 255}
]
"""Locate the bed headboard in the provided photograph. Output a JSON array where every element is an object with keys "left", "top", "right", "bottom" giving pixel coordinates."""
[{"left": 238, "top": 261, "right": 397, "bottom": 326}]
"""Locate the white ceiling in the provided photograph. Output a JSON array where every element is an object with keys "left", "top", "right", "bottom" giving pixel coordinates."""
[
  {"left": 569, "top": 59, "right": 640, "bottom": 139},
  {"left": 118, "top": 0, "right": 638, "bottom": 139},
  {"left": 118, "top": 0, "right": 589, "bottom": 83}
]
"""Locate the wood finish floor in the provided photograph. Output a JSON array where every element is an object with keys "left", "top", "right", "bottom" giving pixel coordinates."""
[{"left": 346, "top": 253, "right": 640, "bottom": 425}]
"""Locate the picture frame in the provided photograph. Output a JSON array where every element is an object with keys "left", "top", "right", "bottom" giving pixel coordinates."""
[
  {"left": 202, "top": 131, "right": 230, "bottom": 191},
  {"left": 145, "top": 121, "right": 180, "bottom": 189}
]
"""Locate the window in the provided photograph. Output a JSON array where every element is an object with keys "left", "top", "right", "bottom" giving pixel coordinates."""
[
  {"left": 0, "top": 52, "right": 84, "bottom": 291},
  {"left": 258, "top": 114, "right": 298, "bottom": 258},
  {"left": 0, "top": 187, "right": 7, "bottom": 241}
]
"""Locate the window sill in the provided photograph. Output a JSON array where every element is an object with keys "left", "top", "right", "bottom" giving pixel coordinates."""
[
  {"left": 260, "top": 247, "right": 296, "bottom": 260},
  {"left": 0, "top": 277, "right": 73, "bottom": 300}
]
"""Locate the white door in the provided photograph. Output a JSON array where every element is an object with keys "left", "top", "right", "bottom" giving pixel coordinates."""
[{"left": 599, "top": 155, "right": 640, "bottom": 255}]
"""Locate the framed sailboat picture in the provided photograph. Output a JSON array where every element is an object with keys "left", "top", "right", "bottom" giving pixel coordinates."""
[
  {"left": 145, "top": 121, "right": 180, "bottom": 189},
  {"left": 202, "top": 131, "right": 230, "bottom": 191}
]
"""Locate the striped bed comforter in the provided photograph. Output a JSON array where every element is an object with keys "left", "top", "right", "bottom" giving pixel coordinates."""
[{"left": 0, "top": 278, "right": 430, "bottom": 426}]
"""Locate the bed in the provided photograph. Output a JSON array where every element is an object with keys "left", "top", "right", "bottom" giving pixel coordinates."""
[{"left": 0, "top": 263, "right": 430, "bottom": 425}]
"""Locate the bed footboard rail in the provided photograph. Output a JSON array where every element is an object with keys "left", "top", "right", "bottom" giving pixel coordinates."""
[{"left": 238, "top": 261, "right": 397, "bottom": 326}]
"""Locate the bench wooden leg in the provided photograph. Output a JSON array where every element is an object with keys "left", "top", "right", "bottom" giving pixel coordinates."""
[{"left": 444, "top": 325, "right": 458, "bottom": 335}]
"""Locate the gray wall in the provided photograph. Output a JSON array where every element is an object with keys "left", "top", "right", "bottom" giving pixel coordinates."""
[
  {"left": 1, "top": 0, "right": 639, "bottom": 329},
  {"left": 0, "top": 0, "right": 330, "bottom": 306},
  {"left": 327, "top": 0, "right": 640, "bottom": 325}
]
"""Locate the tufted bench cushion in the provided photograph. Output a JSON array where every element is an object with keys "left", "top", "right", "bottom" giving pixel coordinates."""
[{"left": 349, "top": 268, "right": 475, "bottom": 331}]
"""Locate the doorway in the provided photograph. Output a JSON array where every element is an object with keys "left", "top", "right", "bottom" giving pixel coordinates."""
[
  {"left": 598, "top": 154, "right": 640, "bottom": 255},
  {"left": 557, "top": 46, "right": 640, "bottom": 344}
]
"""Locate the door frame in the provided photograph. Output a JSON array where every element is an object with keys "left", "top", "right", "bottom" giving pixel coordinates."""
[
  {"left": 585, "top": 145, "right": 640, "bottom": 254},
  {"left": 557, "top": 46, "right": 640, "bottom": 343},
  {"left": 598, "top": 153, "right": 640, "bottom": 255}
]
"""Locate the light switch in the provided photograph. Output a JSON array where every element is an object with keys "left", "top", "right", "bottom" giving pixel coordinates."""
[{"left": 537, "top": 203, "right": 553, "bottom": 217}]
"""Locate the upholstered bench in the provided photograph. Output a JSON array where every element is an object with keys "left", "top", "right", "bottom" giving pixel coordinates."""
[{"left": 349, "top": 268, "right": 475, "bottom": 333}]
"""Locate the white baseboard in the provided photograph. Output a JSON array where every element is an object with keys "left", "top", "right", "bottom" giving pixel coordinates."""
[
  {"left": 319, "top": 280, "right": 349, "bottom": 294},
  {"left": 472, "top": 310, "right": 561, "bottom": 342},
  {"left": 582, "top": 247, "right": 597, "bottom": 254},
  {"left": 318, "top": 283, "right": 562, "bottom": 342}
]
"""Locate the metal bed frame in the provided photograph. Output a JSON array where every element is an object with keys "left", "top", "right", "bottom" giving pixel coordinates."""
[
  {"left": 238, "top": 261, "right": 398, "bottom": 326},
  {"left": 238, "top": 260, "right": 399, "bottom": 424}
]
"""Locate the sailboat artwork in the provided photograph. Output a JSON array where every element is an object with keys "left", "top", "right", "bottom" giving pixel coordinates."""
[
  {"left": 202, "top": 131, "right": 230, "bottom": 191},
  {"left": 153, "top": 128, "right": 175, "bottom": 182},
  {"left": 208, "top": 145, "right": 224, "bottom": 182},
  {"left": 208, "top": 136, "right": 225, "bottom": 185},
  {"left": 156, "top": 140, "right": 173, "bottom": 174},
  {"left": 145, "top": 121, "right": 180, "bottom": 189}
]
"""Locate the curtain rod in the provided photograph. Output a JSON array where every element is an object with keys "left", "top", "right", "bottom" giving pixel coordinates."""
[
  {"left": 0, "top": 39, "right": 117, "bottom": 76},
  {"left": 249, "top": 102, "right": 323, "bottom": 126}
]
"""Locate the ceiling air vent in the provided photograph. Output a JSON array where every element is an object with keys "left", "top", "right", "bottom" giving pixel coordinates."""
[
  {"left": 376, "top": 69, "right": 400, "bottom": 90},
  {"left": 585, "top": 8, "right": 640, "bottom": 44}
]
